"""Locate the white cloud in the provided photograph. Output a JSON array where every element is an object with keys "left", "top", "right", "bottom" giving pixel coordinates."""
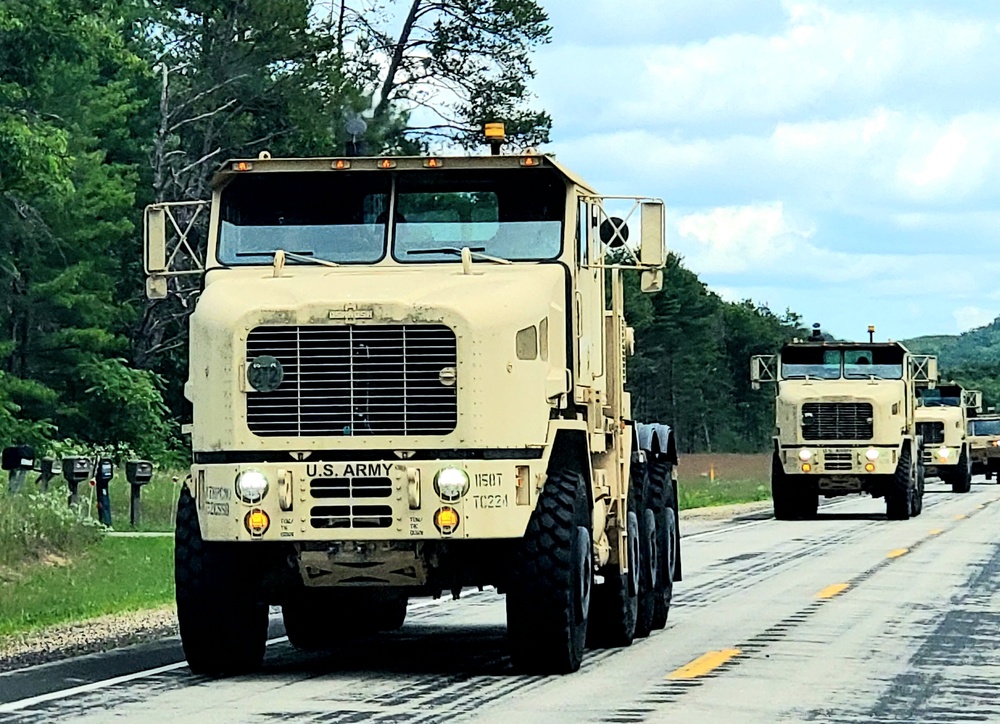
[{"left": 953, "top": 306, "right": 998, "bottom": 331}]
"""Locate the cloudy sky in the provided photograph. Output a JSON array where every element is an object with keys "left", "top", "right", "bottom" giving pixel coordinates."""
[{"left": 532, "top": 0, "right": 1000, "bottom": 341}]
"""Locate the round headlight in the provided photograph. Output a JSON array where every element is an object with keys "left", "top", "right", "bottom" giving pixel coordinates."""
[
  {"left": 938, "top": 446, "right": 950, "bottom": 459},
  {"left": 865, "top": 449, "right": 879, "bottom": 461},
  {"left": 235, "top": 469, "right": 269, "bottom": 504},
  {"left": 798, "top": 449, "right": 813, "bottom": 462},
  {"left": 434, "top": 467, "right": 470, "bottom": 502}
]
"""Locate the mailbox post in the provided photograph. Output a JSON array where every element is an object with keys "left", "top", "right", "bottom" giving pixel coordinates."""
[
  {"left": 125, "top": 460, "right": 154, "bottom": 527},
  {"left": 2, "top": 445, "right": 34, "bottom": 493},
  {"left": 62, "top": 457, "right": 93, "bottom": 508},
  {"left": 37, "top": 457, "right": 60, "bottom": 492},
  {"left": 94, "top": 458, "right": 114, "bottom": 526}
]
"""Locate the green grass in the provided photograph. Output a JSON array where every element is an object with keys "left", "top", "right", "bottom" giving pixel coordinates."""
[
  {"left": 105, "top": 468, "right": 184, "bottom": 532},
  {"left": 678, "top": 477, "right": 771, "bottom": 510},
  {"left": 0, "top": 536, "right": 174, "bottom": 637},
  {"left": 677, "top": 453, "right": 772, "bottom": 510}
]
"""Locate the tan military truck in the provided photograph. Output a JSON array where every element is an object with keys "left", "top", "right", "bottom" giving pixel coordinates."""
[
  {"left": 968, "top": 413, "right": 1000, "bottom": 481},
  {"left": 143, "top": 136, "right": 681, "bottom": 676},
  {"left": 752, "top": 339, "right": 936, "bottom": 520},
  {"left": 915, "top": 384, "right": 980, "bottom": 493}
]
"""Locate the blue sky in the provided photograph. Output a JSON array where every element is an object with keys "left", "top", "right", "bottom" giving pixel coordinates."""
[{"left": 531, "top": 0, "right": 1000, "bottom": 340}]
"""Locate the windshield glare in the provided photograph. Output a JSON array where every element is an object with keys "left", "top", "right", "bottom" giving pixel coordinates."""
[
  {"left": 781, "top": 347, "right": 904, "bottom": 380},
  {"left": 216, "top": 169, "right": 564, "bottom": 266}
]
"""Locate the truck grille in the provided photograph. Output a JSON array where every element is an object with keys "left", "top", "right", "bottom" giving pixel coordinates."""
[
  {"left": 309, "top": 477, "right": 393, "bottom": 499},
  {"left": 310, "top": 505, "right": 393, "bottom": 529},
  {"left": 917, "top": 422, "right": 945, "bottom": 445},
  {"left": 246, "top": 325, "right": 458, "bottom": 437},
  {"left": 802, "top": 403, "right": 874, "bottom": 441},
  {"left": 823, "top": 450, "right": 853, "bottom": 471}
]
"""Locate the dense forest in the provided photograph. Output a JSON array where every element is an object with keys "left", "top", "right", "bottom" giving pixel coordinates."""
[
  {"left": 0, "top": 1, "right": 944, "bottom": 462},
  {"left": 905, "top": 321, "right": 1000, "bottom": 411}
]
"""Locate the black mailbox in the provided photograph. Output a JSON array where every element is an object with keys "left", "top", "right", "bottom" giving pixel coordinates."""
[
  {"left": 126, "top": 460, "right": 155, "bottom": 527},
  {"left": 37, "top": 457, "right": 60, "bottom": 492},
  {"left": 3, "top": 444, "right": 34, "bottom": 493},
  {"left": 94, "top": 457, "right": 114, "bottom": 526},
  {"left": 62, "top": 456, "right": 93, "bottom": 506}
]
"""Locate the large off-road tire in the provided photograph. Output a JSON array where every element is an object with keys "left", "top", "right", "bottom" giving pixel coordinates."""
[
  {"left": 886, "top": 446, "right": 914, "bottom": 520},
  {"left": 507, "top": 467, "right": 593, "bottom": 674},
  {"left": 175, "top": 486, "right": 269, "bottom": 676},
  {"left": 772, "top": 454, "right": 817, "bottom": 520},
  {"left": 912, "top": 460, "right": 925, "bottom": 516},
  {"left": 587, "top": 502, "right": 638, "bottom": 648},
  {"left": 632, "top": 462, "right": 658, "bottom": 640},
  {"left": 283, "top": 591, "right": 407, "bottom": 650},
  {"left": 647, "top": 458, "right": 678, "bottom": 630},
  {"left": 951, "top": 448, "right": 972, "bottom": 494}
]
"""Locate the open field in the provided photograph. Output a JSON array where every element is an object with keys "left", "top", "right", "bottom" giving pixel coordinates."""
[{"left": 676, "top": 453, "right": 771, "bottom": 510}]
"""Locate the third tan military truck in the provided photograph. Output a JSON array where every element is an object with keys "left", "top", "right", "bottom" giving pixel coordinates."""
[
  {"left": 968, "top": 414, "right": 1000, "bottom": 481},
  {"left": 144, "top": 131, "right": 681, "bottom": 676},
  {"left": 752, "top": 338, "right": 937, "bottom": 520},
  {"left": 915, "top": 384, "right": 980, "bottom": 493}
]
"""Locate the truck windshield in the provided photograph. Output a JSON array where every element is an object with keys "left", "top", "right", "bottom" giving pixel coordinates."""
[
  {"left": 394, "top": 170, "right": 563, "bottom": 262},
  {"left": 917, "top": 387, "right": 961, "bottom": 407},
  {"left": 970, "top": 419, "right": 1000, "bottom": 436},
  {"left": 781, "top": 347, "right": 904, "bottom": 380},
  {"left": 218, "top": 173, "right": 389, "bottom": 265}
]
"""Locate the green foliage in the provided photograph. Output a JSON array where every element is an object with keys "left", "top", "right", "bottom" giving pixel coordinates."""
[
  {"left": 905, "top": 318, "right": 1000, "bottom": 410},
  {"left": 0, "top": 489, "right": 103, "bottom": 568}
]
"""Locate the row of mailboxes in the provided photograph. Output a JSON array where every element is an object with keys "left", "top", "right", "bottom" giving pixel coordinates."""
[{"left": 3, "top": 445, "right": 155, "bottom": 526}]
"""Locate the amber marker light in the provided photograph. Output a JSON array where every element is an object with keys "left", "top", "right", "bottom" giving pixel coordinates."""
[
  {"left": 244, "top": 508, "right": 270, "bottom": 537},
  {"left": 423, "top": 158, "right": 443, "bottom": 168},
  {"left": 865, "top": 463, "right": 876, "bottom": 472},
  {"left": 434, "top": 507, "right": 460, "bottom": 535},
  {"left": 232, "top": 161, "right": 253, "bottom": 172},
  {"left": 377, "top": 159, "right": 397, "bottom": 169},
  {"left": 520, "top": 156, "right": 540, "bottom": 167},
  {"left": 332, "top": 159, "right": 351, "bottom": 170},
  {"left": 801, "top": 463, "right": 812, "bottom": 472}
]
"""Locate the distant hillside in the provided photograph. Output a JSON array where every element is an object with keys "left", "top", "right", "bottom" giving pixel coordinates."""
[{"left": 905, "top": 319, "right": 1000, "bottom": 368}]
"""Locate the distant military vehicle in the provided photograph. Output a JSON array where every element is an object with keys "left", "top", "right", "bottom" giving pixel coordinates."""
[
  {"left": 915, "top": 385, "right": 980, "bottom": 493},
  {"left": 968, "top": 414, "right": 1000, "bottom": 481},
  {"left": 752, "top": 333, "right": 936, "bottom": 520}
]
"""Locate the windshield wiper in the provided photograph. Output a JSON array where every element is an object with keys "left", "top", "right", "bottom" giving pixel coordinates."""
[
  {"left": 256, "top": 249, "right": 340, "bottom": 274},
  {"left": 407, "top": 246, "right": 512, "bottom": 265}
]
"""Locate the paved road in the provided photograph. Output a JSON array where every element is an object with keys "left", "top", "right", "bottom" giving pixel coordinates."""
[{"left": 3, "top": 479, "right": 1000, "bottom": 723}]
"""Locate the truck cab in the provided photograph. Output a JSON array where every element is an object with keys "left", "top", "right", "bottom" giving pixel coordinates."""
[{"left": 915, "top": 385, "right": 979, "bottom": 492}]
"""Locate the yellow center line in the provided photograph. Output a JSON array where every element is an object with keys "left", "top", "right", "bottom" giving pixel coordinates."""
[
  {"left": 815, "top": 583, "right": 850, "bottom": 599},
  {"left": 954, "top": 514, "right": 967, "bottom": 520},
  {"left": 929, "top": 529, "right": 944, "bottom": 536},
  {"left": 887, "top": 548, "right": 908, "bottom": 559},
  {"left": 977, "top": 504, "right": 985, "bottom": 509},
  {"left": 666, "top": 648, "right": 741, "bottom": 680}
]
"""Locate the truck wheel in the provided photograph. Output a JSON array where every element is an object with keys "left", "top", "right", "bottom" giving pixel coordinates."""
[
  {"left": 634, "top": 507, "right": 658, "bottom": 639},
  {"left": 886, "top": 447, "right": 913, "bottom": 521},
  {"left": 175, "top": 486, "right": 268, "bottom": 675},
  {"left": 507, "top": 467, "right": 592, "bottom": 673},
  {"left": 587, "top": 506, "right": 638, "bottom": 648},
  {"left": 912, "top": 461, "right": 925, "bottom": 516},
  {"left": 798, "top": 482, "right": 819, "bottom": 519},
  {"left": 283, "top": 592, "right": 407, "bottom": 650},
  {"left": 951, "top": 449, "right": 972, "bottom": 493},
  {"left": 647, "top": 458, "right": 677, "bottom": 630},
  {"left": 771, "top": 453, "right": 796, "bottom": 520}
]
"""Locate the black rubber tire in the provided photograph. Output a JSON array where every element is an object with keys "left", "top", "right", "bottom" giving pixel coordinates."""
[
  {"left": 633, "top": 507, "right": 658, "bottom": 639},
  {"left": 507, "top": 467, "right": 592, "bottom": 674},
  {"left": 951, "top": 449, "right": 972, "bottom": 493},
  {"left": 175, "top": 486, "right": 268, "bottom": 676},
  {"left": 647, "top": 458, "right": 677, "bottom": 630},
  {"left": 587, "top": 506, "right": 638, "bottom": 649},
  {"left": 771, "top": 453, "right": 796, "bottom": 520},
  {"left": 912, "top": 461, "right": 925, "bottom": 516},
  {"left": 886, "top": 447, "right": 913, "bottom": 520},
  {"left": 283, "top": 592, "right": 407, "bottom": 650}
]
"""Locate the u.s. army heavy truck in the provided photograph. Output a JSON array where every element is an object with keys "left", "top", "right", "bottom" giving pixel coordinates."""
[
  {"left": 968, "top": 414, "right": 1000, "bottom": 481},
  {"left": 143, "top": 136, "right": 681, "bottom": 675},
  {"left": 752, "top": 339, "right": 936, "bottom": 520},
  {"left": 915, "top": 384, "right": 981, "bottom": 493}
]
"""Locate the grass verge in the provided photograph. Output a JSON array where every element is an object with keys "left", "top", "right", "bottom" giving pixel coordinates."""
[
  {"left": 0, "top": 536, "right": 174, "bottom": 638},
  {"left": 677, "top": 453, "right": 771, "bottom": 510}
]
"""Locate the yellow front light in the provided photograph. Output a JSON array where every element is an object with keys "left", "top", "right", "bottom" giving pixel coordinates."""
[
  {"left": 244, "top": 508, "right": 270, "bottom": 536},
  {"left": 434, "top": 507, "right": 460, "bottom": 534},
  {"left": 865, "top": 463, "right": 876, "bottom": 472},
  {"left": 801, "top": 463, "right": 812, "bottom": 472}
]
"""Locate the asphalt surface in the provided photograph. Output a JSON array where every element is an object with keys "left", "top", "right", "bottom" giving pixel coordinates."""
[{"left": 2, "top": 478, "right": 1000, "bottom": 723}]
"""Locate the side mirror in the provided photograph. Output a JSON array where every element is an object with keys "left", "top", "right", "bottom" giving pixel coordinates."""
[
  {"left": 144, "top": 206, "right": 168, "bottom": 300},
  {"left": 927, "top": 357, "right": 939, "bottom": 386},
  {"left": 750, "top": 355, "right": 777, "bottom": 390},
  {"left": 640, "top": 201, "right": 665, "bottom": 267},
  {"left": 640, "top": 269, "right": 663, "bottom": 293}
]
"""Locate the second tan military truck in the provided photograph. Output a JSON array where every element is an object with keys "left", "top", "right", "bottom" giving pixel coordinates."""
[
  {"left": 968, "top": 414, "right": 1000, "bottom": 481},
  {"left": 144, "top": 135, "right": 681, "bottom": 675},
  {"left": 752, "top": 338, "right": 936, "bottom": 520},
  {"left": 915, "top": 385, "right": 980, "bottom": 493}
]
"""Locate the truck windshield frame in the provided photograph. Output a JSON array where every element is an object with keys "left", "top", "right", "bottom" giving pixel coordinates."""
[{"left": 781, "top": 347, "right": 905, "bottom": 381}]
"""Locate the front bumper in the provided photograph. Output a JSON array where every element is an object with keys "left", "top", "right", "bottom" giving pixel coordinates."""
[
  {"left": 779, "top": 446, "right": 897, "bottom": 476},
  {"left": 191, "top": 458, "right": 542, "bottom": 542},
  {"left": 922, "top": 445, "right": 960, "bottom": 472}
]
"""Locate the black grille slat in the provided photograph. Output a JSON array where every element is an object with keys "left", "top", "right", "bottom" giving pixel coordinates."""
[
  {"left": 247, "top": 324, "right": 457, "bottom": 437},
  {"left": 309, "top": 477, "right": 393, "bottom": 499},
  {"left": 309, "top": 504, "right": 393, "bottom": 529},
  {"left": 802, "top": 403, "right": 873, "bottom": 441},
  {"left": 823, "top": 450, "right": 853, "bottom": 471},
  {"left": 917, "top": 422, "right": 945, "bottom": 444}
]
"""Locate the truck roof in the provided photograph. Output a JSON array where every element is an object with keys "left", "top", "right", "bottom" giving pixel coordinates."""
[
  {"left": 781, "top": 340, "right": 911, "bottom": 353},
  {"left": 212, "top": 153, "right": 597, "bottom": 194}
]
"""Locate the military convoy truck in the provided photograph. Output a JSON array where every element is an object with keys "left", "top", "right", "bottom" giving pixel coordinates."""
[
  {"left": 968, "top": 414, "right": 1000, "bottom": 481},
  {"left": 915, "top": 385, "right": 981, "bottom": 493},
  {"left": 143, "top": 133, "right": 681, "bottom": 675},
  {"left": 752, "top": 338, "right": 937, "bottom": 520}
]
